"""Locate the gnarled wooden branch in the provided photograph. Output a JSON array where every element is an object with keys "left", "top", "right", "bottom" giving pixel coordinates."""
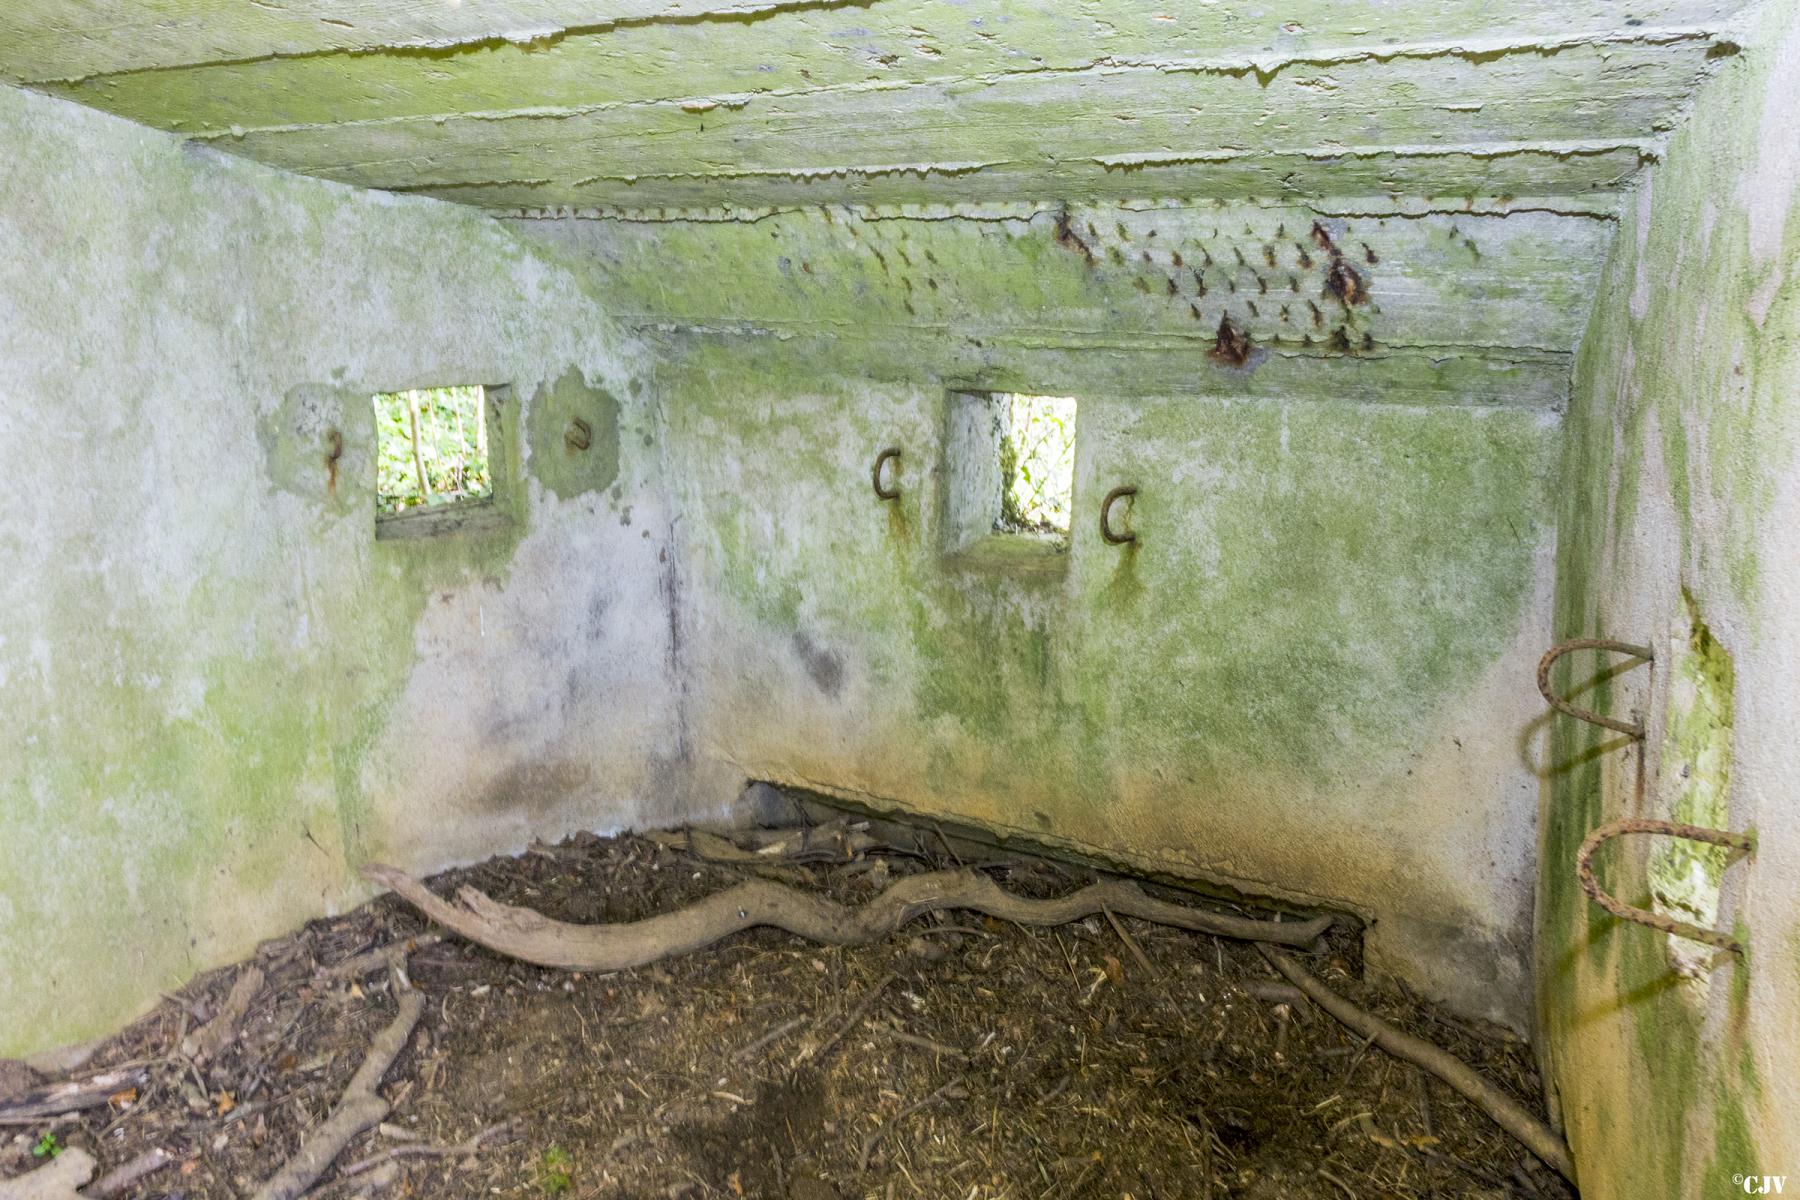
[
  {"left": 1258, "top": 947, "right": 1575, "bottom": 1183},
  {"left": 364, "top": 863, "right": 1333, "bottom": 972}
]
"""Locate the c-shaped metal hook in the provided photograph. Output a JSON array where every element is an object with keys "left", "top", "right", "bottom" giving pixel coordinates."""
[
  {"left": 1100, "top": 485, "right": 1138, "bottom": 545},
  {"left": 872, "top": 447, "right": 902, "bottom": 501}
]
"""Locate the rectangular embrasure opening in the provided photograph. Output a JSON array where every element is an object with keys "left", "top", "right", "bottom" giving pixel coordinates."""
[
  {"left": 373, "top": 385, "right": 509, "bottom": 538},
  {"left": 944, "top": 390, "right": 1078, "bottom": 567},
  {"left": 999, "top": 393, "right": 1077, "bottom": 537}
]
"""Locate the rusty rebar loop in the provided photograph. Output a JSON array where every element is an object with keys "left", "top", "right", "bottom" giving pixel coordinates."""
[
  {"left": 1100, "top": 485, "right": 1138, "bottom": 545},
  {"left": 1576, "top": 818, "right": 1754, "bottom": 953},
  {"left": 1537, "top": 637, "right": 1654, "bottom": 738},
  {"left": 872, "top": 447, "right": 902, "bottom": 501}
]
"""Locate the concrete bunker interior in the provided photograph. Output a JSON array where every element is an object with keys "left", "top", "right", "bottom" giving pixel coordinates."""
[{"left": 1, "top": 1, "right": 1796, "bottom": 1196}]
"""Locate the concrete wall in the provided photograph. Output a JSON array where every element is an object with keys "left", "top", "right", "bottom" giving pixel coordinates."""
[
  {"left": 525, "top": 199, "right": 1593, "bottom": 1029},
  {"left": 1539, "top": 0, "right": 1800, "bottom": 1192},
  {"left": 0, "top": 84, "right": 690, "bottom": 1056},
  {"left": 0, "top": 74, "right": 1580, "bottom": 1054},
  {"left": 19, "top": 2, "right": 1789, "bottom": 1107}
]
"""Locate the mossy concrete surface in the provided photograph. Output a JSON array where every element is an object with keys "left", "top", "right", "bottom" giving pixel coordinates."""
[
  {"left": 1539, "top": 0, "right": 1800, "bottom": 1192},
  {"left": 540, "top": 202, "right": 1611, "bottom": 359},
  {"left": 647, "top": 361, "right": 1559, "bottom": 1028},
  {"left": 0, "top": 84, "right": 693, "bottom": 1057},
  {"left": 3, "top": 2, "right": 1794, "bottom": 1149},
  {"left": 508, "top": 180, "right": 1594, "bottom": 1027},
  {"left": 0, "top": 0, "right": 1754, "bottom": 212},
  {"left": 526, "top": 367, "right": 623, "bottom": 502},
  {"left": 509, "top": 184, "right": 1613, "bottom": 1026}
]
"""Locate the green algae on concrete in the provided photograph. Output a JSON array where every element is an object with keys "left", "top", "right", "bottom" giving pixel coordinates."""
[
  {"left": 0, "top": 82, "right": 674, "bottom": 1057},
  {"left": 7, "top": 0, "right": 1745, "bottom": 211},
  {"left": 546, "top": 203, "right": 1611, "bottom": 361},
  {"left": 526, "top": 367, "right": 622, "bottom": 502},
  {"left": 0, "top": 0, "right": 1750, "bottom": 86},
  {"left": 91, "top": 44, "right": 1715, "bottom": 203},
  {"left": 1538, "top": 0, "right": 1800, "bottom": 1192},
  {"left": 504, "top": 146, "right": 1606, "bottom": 1031},
  {"left": 23, "top": 0, "right": 1739, "bottom": 123},
  {"left": 1648, "top": 600, "right": 1737, "bottom": 958},
  {"left": 652, "top": 331, "right": 1560, "bottom": 1025}
]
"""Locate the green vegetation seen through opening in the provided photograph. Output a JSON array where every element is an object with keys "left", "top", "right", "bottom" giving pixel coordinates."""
[
  {"left": 373, "top": 386, "right": 492, "bottom": 517},
  {"left": 998, "top": 394, "right": 1077, "bottom": 536}
]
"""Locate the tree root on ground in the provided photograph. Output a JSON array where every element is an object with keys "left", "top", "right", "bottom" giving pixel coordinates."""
[
  {"left": 1259, "top": 947, "right": 1575, "bottom": 1184},
  {"left": 330, "top": 1122, "right": 511, "bottom": 1188},
  {"left": 250, "top": 971, "right": 426, "bottom": 1200},
  {"left": 363, "top": 863, "right": 1333, "bottom": 972},
  {"left": 363, "top": 856, "right": 1573, "bottom": 1184}
]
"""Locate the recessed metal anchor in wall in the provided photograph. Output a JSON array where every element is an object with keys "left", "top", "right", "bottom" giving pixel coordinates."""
[
  {"left": 1099, "top": 485, "right": 1138, "bottom": 544},
  {"left": 871, "top": 447, "right": 902, "bottom": 501},
  {"left": 565, "top": 417, "right": 593, "bottom": 453}
]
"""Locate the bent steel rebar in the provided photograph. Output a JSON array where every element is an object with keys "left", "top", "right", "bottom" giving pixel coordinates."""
[
  {"left": 1576, "top": 818, "right": 1754, "bottom": 952},
  {"left": 1100, "top": 484, "right": 1138, "bottom": 545},
  {"left": 1537, "top": 637, "right": 1654, "bottom": 738},
  {"left": 872, "top": 447, "right": 902, "bottom": 501}
]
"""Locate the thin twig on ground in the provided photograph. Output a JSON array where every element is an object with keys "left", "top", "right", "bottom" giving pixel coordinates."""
[
  {"left": 1258, "top": 947, "right": 1574, "bottom": 1182},
  {"left": 797, "top": 972, "right": 897, "bottom": 1066},
  {"left": 732, "top": 1017, "right": 807, "bottom": 1062},
  {"left": 871, "top": 1025, "right": 967, "bottom": 1059},
  {"left": 334, "top": 1121, "right": 511, "bottom": 1182},
  {"left": 857, "top": 1082, "right": 969, "bottom": 1172},
  {"left": 315, "top": 936, "right": 443, "bottom": 983},
  {"left": 0, "top": 1070, "right": 147, "bottom": 1125},
  {"left": 182, "top": 967, "right": 265, "bottom": 1062},
  {"left": 249, "top": 970, "right": 427, "bottom": 1200},
  {"left": 1099, "top": 905, "right": 1159, "bottom": 979},
  {"left": 85, "top": 1148, "right": 174, "bottom": 1199}
]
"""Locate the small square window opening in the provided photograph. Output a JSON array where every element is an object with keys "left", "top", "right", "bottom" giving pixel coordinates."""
[
  {"left": 373, "top": 386, "right": 492, "bottom": 517},
  {"left": 944, "top": 391, "right": 1079, "bottom": 568},
  {"left": 999, "top": 393, "right": 1077, "bottom": 537}
]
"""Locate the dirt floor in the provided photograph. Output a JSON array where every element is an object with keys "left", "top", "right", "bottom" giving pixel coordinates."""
[{"left": 1, "top": 824, "right": 1575, "bottom": 1199}]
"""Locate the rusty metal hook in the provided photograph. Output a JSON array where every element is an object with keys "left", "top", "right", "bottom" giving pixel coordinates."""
[
  {"left": 324, "top": 429, "right": 344, "bottom": 494},
  {"left": 1576, "top": 818, "right": 1755, "bottom": 952},
  {"left": 1100, "top": 485, "right": 1138, "bottom": 545},
  {"left": 565, "top": 416, "right": 593, "bottom": 453},
  {"left": 1537, "top": 637, "right": 1654, "bottom": 738},
  {"left": 872, "top": 447, "right": 902, "bottom": 501}
]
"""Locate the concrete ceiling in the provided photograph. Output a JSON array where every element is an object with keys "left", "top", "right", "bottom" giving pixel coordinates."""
[{"left": 0, "top": 0, "right": 1754, "bottom": 216}]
